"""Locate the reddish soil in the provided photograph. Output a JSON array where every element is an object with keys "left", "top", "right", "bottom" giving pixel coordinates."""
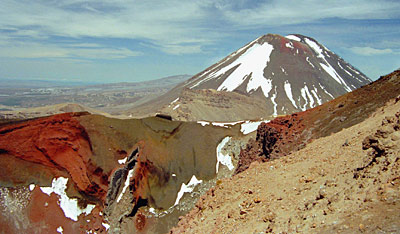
[{"left": 0, "top": 112, "right": 107, "bottom": 201}]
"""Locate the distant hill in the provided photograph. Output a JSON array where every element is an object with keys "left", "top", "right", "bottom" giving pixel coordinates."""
[{"left": 0, "top": 75, "right": 191, "bottom": 117}]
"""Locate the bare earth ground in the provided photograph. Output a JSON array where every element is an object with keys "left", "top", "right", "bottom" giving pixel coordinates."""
[{"left": 171, "top": 98, "right": 400, "bottom": 234}]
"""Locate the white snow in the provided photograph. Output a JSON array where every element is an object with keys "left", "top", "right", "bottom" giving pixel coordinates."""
[
  {"left": 305, "top": 38, "right": 323, "bottom": 57},
  {"left": 285, "top": 42, "right": 294, "bottom": 49},
  {"left": 118, "top": 157, "right": 127, "bottom": 165},
  {"left": 211, "top": 121, "right": 243, "bottom": 128},
  {"left": 306, "top": 57, "right": 315, "bottom": 68},
  {"left": 117, "top": 169, "right": 135, "bottom": 203},
  {"left": 303, "top": 85, "right": 314, "bottom": 108},
  {"left": 171, "top": 98, "right": 179, "bottom": 104},
  {"left": 189, "top": 36, "right": 262, "bottom": 89},
  {"left": 174, "top": 175, "right": 202, "bottom": 206},
  {"left": 284, "top": 81, "right": 298, "bottom": 108},
  {"left": 311, "top": 86, "right": 322, "bottom": 105},
  {"left": 57, "top": 226, "right": 63, "bottom": 234},
  {"left": 271, "top": 88, "right": 278, "bottom": 117},
  {"left": 318, "top": 83, "right": 335, "bottom": 99},
  {"left": 280, "top": 67, "right": 287, "bottom": 75},
  {"left": 240, "top": 120, "right": 270, "bottom": 135},
  {"left": 304, "top": 38, "right": 352, "bottom": 92},
  {"left": 29, "top": 184, "right": 35, "bottom": 191},
  {"left": 320, "top": 63, "right": 351, "bottom": 92},
  {"left": 214, "top": 42, "right": 274, "bottom": 98},
  {"left": 173, "top": 104, "right": 180, "bottom": 110},
  {"left": 198, "top": 121, "right": 243, "bottom": 128},
  {"left": 40, "top": 177, "right": 95, "bottom": 221},
  {"left": 300, "top": 86, "right": 309, "bottom": 111},
  {"left": 285, "top": 35, "right": 301, "bottom": 42},
  {"left": 338, "top": 62, "right": 351, "bottom": 76},
  {"left": 347, "top": 65, "right": 360, "bottom": 74},
  {"left": 172, "top": 173, "right": 176, "bottom": 177},
  {"left": 197, "top": 121, "right": 210, "bottom": 126},
  {"left": 338, "top": 62, "right": 364, "bottom": 83},
  {"left": 102, "top": 223, "right": 110, "bottom": 231},
  {"left": 216, "top": 136, "right": 235, "bottom": 173}
]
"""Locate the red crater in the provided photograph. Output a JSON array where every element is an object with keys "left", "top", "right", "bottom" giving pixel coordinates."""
[{"left": 0, "top": 113, "right": 106, "bottom": 200}]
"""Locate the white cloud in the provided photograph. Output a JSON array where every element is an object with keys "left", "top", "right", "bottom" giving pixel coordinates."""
[
  {"left": 0, "top": 0, "right": 399, "bottom": 56},
  {"left": 222, "top": 0, "right": 400, "bottom": 28},
  {"left": 349, "top": 46, "right": 396, "bottom": 56},
  {"left": 0, "top": 42, "right": 141, "bottom": 59}
]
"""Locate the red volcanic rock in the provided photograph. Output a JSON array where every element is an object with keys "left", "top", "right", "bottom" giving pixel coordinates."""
[
  {"left": 0, "top": 113, "right": 106, "bottom": 200},
  {"left": 236, "top": 112, "right": 307, "bottom": 174}
]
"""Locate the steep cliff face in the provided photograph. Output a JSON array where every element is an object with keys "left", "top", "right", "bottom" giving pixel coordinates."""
[{"left": 0, "top": 112, "right": 242, "bottom": 233}]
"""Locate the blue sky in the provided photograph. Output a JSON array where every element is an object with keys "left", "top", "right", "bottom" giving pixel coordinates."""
[{"left": 0, "top": 0, "right": 399, "bottom": 83}]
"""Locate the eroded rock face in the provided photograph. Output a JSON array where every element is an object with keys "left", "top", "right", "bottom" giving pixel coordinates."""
[
  {"left": 235, "top": 112, "right": 307, "bottom": 174},
  {"left": 0, "top": 112, "right": 107, "bottom": 200}
]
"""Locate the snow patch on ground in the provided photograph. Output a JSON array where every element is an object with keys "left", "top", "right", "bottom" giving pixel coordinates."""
[
  {"left": 40, "top": 177, "right": 95, "bottom": 221},
  {"left": 285, "top": 42, "right": 294, "bottom": 49},
  {"left": 285, "top": 35, "right": 301, "bottom": 42},
  {"left": 197, "top": 121, "right": 210, "bottom": 126},
  {"left": 320, "top": 63, "right": 351, "bottom": 92},
  {"left": 173, "top": 104, "right": 180, "bottom": 110},
  {"left": 174, "top": 175, "right": 202, "bottom": 206},
  {"left": 102, "top": 223, "right": 110, "bottom": 231},
  {"left": 347, "top": 65, "right": 360, "bottom": 74},
  {"left": 306, "top": 57, "right": 315, "bottom": 68},
  {"left": 284, "top": 81, "right": 298, "bottom": 108},
  {"left": 216, "top": 136, "right": 235, "bottom": 173},
  {"left": 118, "top": 157, "right": 127, "bottom": 165},
  {"left": 271, "top": 88, "right": 278, "bottom": 116},
  {"left": 311, "top": 86, "right": 322, "bottom": 105},
  {"left": 300, "top": 86, "right": 309, "bottom": 111},
  {"left": 57, "top": 226, "right": 63, "bottom": 234},
  {"left": 171, "top": 98, "right": 179, "bottom": 104},
  {"left": 305, "top": 38, "right": 351, "bottom": 91},
  {"left": 338, "top": 62, "right": 364, "bottom": 83},
  {"left": 240, "top": 120, "right": 270, "bottom": 135},
  {"left": 212, "top": 121, "right": 243, "bottom": 128},
  {"left": 280, "top": 67, "right": 288, "bottom": 75},
  {"left": 318, "top": 83, "right": 335, "bottom": 99},
  {"left": 29, "top": 184, "right": 35, "bottom": 191},
  {"left": 303, "top": 85, "right": 314, "bottom": 108},
  {"left": 117, "top": 169, "right": 135, "bottom": 203}
]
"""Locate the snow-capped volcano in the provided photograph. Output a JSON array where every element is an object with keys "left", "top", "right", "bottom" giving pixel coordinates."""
[{"left": 182, "top": 34, "right": 371, "bottom": 116}]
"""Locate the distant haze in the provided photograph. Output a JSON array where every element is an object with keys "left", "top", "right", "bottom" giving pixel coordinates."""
[{"left": 0, "top": 0, "right": 399, "bottom": 83}]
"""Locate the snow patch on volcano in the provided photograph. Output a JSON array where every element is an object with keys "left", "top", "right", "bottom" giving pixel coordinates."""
[
  {"left": 40, "top": 177, "right": 95, "bottom": 221},
  {"left": 214, "top": 42, "right": 274, "bottom": 98},
  {"left": 284, "top": 81, "right": 297, "bottom": 108},
  {"left": 285, "top": 35, "right": 301, "bottom": 42},
  {"left": 174, "top": 175, "right": 202, "bottom": 206},
  {"left": 216, "top": 136, "right": 234, "bottom": 173}
]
